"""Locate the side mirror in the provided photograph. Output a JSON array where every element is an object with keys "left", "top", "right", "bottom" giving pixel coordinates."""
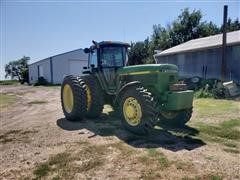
[
  {"left": 84, "top": 48, "right": 90, "bottom": 53},
  {"left": 83, "top": 66, "right": 88, "bottom": 69}
]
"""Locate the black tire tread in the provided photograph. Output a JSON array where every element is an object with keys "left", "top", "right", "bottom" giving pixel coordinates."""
[
  {"left": 119, "top": 84, "right": 158, "bottom": 135},
  {"left": 82, "top": 75, "right": 104, "bottom": 118},
  {"left": 61, "top": 75, "right": 87, "bottom": 121}
]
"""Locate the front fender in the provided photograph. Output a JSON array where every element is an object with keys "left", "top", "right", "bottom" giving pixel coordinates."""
[{"left": 114, "top": 81, "right": 141, "bottom": 105}]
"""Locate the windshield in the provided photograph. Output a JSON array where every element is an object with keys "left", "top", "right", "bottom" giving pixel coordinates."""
[{"left": 100, "top": 46, "right": 126, "bottom": 67}]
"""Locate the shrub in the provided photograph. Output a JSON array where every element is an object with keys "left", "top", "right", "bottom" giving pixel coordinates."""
[
  {"left": 34, "top": 77, "right": 49, "bottom": 86},
  {"left": 194, "top": 89, "right": 214, "bottom": 98}
]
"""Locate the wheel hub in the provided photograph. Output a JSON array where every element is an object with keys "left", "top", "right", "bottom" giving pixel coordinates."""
[
  {"left": 63, "top": 84, "right": 74, "bottom": 113},
  {"left": 123, "top": 97, "right": 142, "bottom": 126},
  {"left": 126, "top": 106, "right": 136, "bottom": 119}
]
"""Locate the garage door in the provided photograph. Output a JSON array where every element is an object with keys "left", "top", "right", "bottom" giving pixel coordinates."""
[{"left": 68, "top": 59, "right": 87, "bottom": 75}]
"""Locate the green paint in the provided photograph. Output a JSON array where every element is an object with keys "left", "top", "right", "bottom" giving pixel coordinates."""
[{"left": 82, "top": 41, "right": 194, "bottom": 126}]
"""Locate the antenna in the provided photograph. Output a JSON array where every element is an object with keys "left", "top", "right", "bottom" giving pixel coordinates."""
[{"left": 123, "top": 28, "right": 126, "bottom": 42}]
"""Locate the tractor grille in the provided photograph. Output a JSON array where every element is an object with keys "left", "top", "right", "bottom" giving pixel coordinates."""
[{"left": 169, "top": 75, "right": 175, "bottom": 82}]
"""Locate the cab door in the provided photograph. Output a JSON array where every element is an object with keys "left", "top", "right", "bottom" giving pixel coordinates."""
[{"left": 100, "top": 46, "right": 125, "bottom": 90}]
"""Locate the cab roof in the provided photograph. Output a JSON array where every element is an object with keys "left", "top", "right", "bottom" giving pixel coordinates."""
[{"left": 90, "top": 41, "right": 130, "bottom": 49}]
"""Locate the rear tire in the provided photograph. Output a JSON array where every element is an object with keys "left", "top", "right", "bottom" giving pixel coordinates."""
[
  {"left": 158, "top": 108, "right": 193, "bottom": 127},
  {"left": 61, "top": 76, "right": 87, "bottom": 121},
  {"left": 119, "top": 85, "right": 158, "bottom": 135},
  {"left": 82, "top": 75, "right": 104, "bottom": 118}
]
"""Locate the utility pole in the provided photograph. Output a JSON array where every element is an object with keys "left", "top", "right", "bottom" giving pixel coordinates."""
[{"left": 221, "top": 5, "right": 228, "bottom": 82}]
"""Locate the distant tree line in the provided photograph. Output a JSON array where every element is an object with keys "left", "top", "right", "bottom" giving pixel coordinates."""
[{"left": 128, "top": 8, "right": 240, "bottom": 65}]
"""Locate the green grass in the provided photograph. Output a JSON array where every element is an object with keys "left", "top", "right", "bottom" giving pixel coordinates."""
[
  {"left": 157, "top": 155, "right": 169, "bottom": 168},
  {"left": 224, "top": 142, "right": 238, "bottom": 148},
  {"left": 0, "top": 93, "right": 17, "bottom": 109},
  {"left": 193, "top": 99, "right": 239, "bottom": 119},
  {"left": 33, "top": 152, "right": 70, "bottom": 179},
  {"left": 33, "top": 143, "right": 110, "bottom": 179},
  {"left": 210, "top": 175, "right": 223, "bottom": 180},
  {"left": 220, "top": 119, "right": 240, "bottom": 128},
  {"left": 195, "top": 119, "right": 240, "bottom": 141},
  {"left": 223, "top": 148, "right": 240, "bottom": 154},
  {"left": 0, "top": 80, "right": 19, "bottom": 85},
  {"left": 0, "top": 129, "right": 38, "bottom": 144},
  {"left": 28, "top": 100, "right": 48, "bottom": 104},
  {"left": 182, "top": 174, "right": 222, "bottom": 180},
  {"left": 143, "top": 148, "right": 170, "bottom": 168},
  {"left": 175, "top": 161, "right": 191, "bottom": 170},
  {"left": 33, "top": 163, "right": 50, "bottom": 178},
  {"left": 192, "top": 98, "right": 240, "bottom": 146}
]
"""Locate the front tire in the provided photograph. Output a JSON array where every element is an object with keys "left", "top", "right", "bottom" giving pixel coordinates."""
[
  {"left": 61, "top": 76, "right": 87, "bottom": 121},
  {"left": 119, "top": 85, "right": 157, "bottom": 135},
  {"left": 158, "top": 108, "right": 193, "bottom": 127}
]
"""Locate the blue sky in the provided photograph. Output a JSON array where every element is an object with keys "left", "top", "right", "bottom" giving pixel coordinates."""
[{"left": 1, "top": 0, "right": 239, "bottom": 79}]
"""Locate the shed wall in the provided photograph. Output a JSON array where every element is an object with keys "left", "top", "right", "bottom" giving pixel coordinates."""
[
  {"left": 28, "top": 49, "right": 88, "bottom": 84},
  {"left": 52, "top": 50, "right": 88, "bottom": 84},
  {"left": 28, "top": 58, "right": 51, "bottom": 84},
  {"left": 155, "top": 45, "right": 240, "bottom": 84}
]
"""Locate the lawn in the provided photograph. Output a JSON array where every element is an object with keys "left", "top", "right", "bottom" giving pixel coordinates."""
[
  {"left": 32, "top": 97, "right": 240, "bottom": 179},
  {"left": 1, "top": 83, "right": 239, "bottom": 180},
  {"left": 189, "top": 98, "right": 240, "bottom": 155},
  {"left": 193, "top": 98, "right": 239, "bottom": 121}
]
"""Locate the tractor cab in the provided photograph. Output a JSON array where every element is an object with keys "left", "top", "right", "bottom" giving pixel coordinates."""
[
  {"left": 83, "top": 41, "right": 130, "bottom": 92},
  {"left": 84, "top": 41, "right": 130, "bottom": 68}
]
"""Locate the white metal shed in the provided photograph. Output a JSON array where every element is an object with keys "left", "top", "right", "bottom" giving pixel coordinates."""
[{"left": 28, "top": 48, "right": 88, "bottom": 84}]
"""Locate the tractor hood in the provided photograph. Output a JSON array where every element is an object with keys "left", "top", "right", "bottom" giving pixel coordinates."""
[{"left": 117, "top": 64, "right": 178, "bottom": 75}]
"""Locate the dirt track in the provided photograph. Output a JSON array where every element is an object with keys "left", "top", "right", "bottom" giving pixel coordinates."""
[{"left": 0, "top": 85, "right": 239, "bottom": 179}]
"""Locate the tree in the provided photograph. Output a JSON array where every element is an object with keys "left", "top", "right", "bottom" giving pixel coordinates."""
[
  {"left": 129, "top": 8, "right": 240, "bottom": 65},
  {"left": 221, "top": 18, "right": 240, "bottom": 32},
  {"left": 128, "top": 39, "right": 154, "bottom": 65},
  {"left": 198, "top": 21, "right": 220, "bottom": 37},
  {"left": 169, "top": 8, "right": 204, "bottom": 46},
  {"left": 148, "top": 24, "right": 171, "bottom": 59},
  {"left": 5, "top": 56, "right": 30, "bottom": 83}
]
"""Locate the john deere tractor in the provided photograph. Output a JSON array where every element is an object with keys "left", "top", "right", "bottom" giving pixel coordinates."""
[{"left": 61, "top": 41, "right": 194, "bottom": 134}]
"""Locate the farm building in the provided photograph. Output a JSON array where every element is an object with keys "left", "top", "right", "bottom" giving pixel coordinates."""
[
  {"left": 28, "top": 49, "right": 88, "bottom": 84},
  {"left": 154, "top": 30, "right": 240, "bottom": 84}
]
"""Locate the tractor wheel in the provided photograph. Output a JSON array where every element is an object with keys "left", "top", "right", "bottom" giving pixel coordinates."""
[
  {"left": 158, "top": 108, "right": 193, "bottom": 127},
  {"left": 119, "top": 85, "right": 158, "bottom": 135},
  {"left": 61, "top": 75, "right": 87, "bottom": 121},
  {"left": 82, "top": 75, "right": 104, "bottom": 118}
]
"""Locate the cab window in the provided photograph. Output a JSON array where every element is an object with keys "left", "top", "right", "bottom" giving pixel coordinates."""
[
  {"left": 89, "top": 49, "right": 98, "bottom": 67},
  {"left": 101, "top": 46, "right": 124, "bottom": 67}
]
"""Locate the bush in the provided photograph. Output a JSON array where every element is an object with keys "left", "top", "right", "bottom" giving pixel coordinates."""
[
  {"left": 34, "top": 77, "right": 49, "bottom": 86},
  {"left": 194, "top": 89, "right": 214, "bottom": 99}
]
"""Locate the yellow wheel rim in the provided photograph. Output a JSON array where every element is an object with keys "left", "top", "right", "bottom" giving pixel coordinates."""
[
  {"left": 123, "top": 97, "right": 142, "bottom": 126},
  {"left": 63, "top": 84, "right": 74, "bottom": 113},
  {"left": 86, "top": 85, "right": 92, "bottom": 110}
]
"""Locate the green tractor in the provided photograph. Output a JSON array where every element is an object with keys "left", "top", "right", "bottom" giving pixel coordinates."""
[{"left": 61, "top": 41, "right": 194, "bottom": 134}]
